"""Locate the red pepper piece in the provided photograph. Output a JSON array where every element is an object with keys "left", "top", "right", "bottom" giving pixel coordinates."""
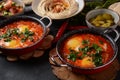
[
  {"left": 53, "top": 20, "right": 68, "bottom": 43},
  {"left": 67, "top": 26, "right": 88, "bottom": 30}
]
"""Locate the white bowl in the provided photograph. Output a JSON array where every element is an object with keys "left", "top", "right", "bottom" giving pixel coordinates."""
[
  {"left": 86, "top": 9, "right": 120, "bottom": 30},
  {"left": 32, "top": 0, "right": 85, "bottom": 20}
]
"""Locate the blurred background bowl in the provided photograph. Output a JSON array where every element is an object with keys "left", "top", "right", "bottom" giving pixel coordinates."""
[
  {"left": 86, "top": 9, "right": 120, "bottom": 30},
  {"left": 32, "top": 0, "right": 85, "bottom": 20},
  {"left": 0, "top": 0, "right": 25, "bottom": 18}
]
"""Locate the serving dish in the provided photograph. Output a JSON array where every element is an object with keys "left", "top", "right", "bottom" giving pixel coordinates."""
[
  {"left": 51, "top": 28, "right": 119, "bottom": 74},
  {"left": 0, "top": 15, "right": 52, "bottom": 55},
  {"left": 86, "top": 9, "right": 120, "bottom": 30},
  {"left": 32, "top": 0, "right": 85, "bottom": 19}
]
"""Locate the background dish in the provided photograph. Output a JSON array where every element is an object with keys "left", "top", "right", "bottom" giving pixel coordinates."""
[
  {"left": 32, "top": 0, "right": 85, "bottom": 19},
  {"left": 0, "top": 0, "right": 25, "bottom": 18}
]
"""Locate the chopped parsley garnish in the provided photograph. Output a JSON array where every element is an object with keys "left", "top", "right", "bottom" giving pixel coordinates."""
[
  {"left": 4, "top": 38, "right": 11, "bottom": 42},
  {"left": 67, "top": 49, "right": 79, "bottom": 61},
  {"left": 12, "top": 28, "right": 19, "bottom": 35},
  {"left": 82, "top": 40, "right": 90, "bottom": 45},
  {"left": 67, "top": 40, "right": 103, "bottom": 67},
  {"left": 93, "top": 53, "right": 103, "bottom": 67},
  {"left": 99, "top": 40, "right": 103, "bottom": 44},
  {"left": 0, "top": 28, "right": 35, "bottom": 43}
]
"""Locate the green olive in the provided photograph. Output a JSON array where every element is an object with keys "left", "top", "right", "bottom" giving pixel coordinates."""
[
  {"left": 94, "top": 14, "right": 104, "bottom": 21},
  {"left": 102, "top": 13, "right": 113, "bottom": 20},
  {"left": 106, "top": 20, "right": 114, "bottom": 24},
  {"left": 89, "top": 13, "right": 115, "bottom": 28},
  {"left": 101, "top": 23, "right": 111, "bottom": 27}
]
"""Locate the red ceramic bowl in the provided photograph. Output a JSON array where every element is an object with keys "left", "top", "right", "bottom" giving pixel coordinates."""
[
  {"left": 0, "top": 16, "right": 52, "bottom": 55},
  {"left": 51, "top": 28, "right": 119, "bottom": 74}
]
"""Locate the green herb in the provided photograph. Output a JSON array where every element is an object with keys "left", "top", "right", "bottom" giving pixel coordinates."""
[
  {"left": 0, "top": 36, "right": 2, "bottom": 40},
  {"left": 67, "top": 48, "right": 79, "bottom": 61},
  {"left": 93, "top": 53, "right": 103, "bottom": 67},
  {"left": 1, "top": 34, "right": 8, "bottom": 38},
  {"left": 67, "top": 39, "right": 104, "bottom": 66},
  {"left": 3, "top": 11, "right": 8, "bottom": 16},
  {"left": 79, "top": 46, "right": 90, "bottom": 59},
  {"left": 20, "top": 28, "right": 35, "bottom": 42},
  {"left": 29, "top": 37, "right": 34, "bottom": 42},
  {"left": 24, "top": 28, "right": 34, "bottom": 37},
  {"left": 102, "top": 0, "right": 119, "bottom": 8},
  {"left": 29, "top": 31, "right": 34, "bottom": 36},
  {"left": 21, "top": 37, "right": 27, "bottom": 42},
  {"left": 4, "top": 38, "right": 11, "bottom": 42},
  {"left": 0, "top": 27, "right": 35, "bottom": 43},
  {"left": 99, "top": 40, "right": 103, "bottom": 44},
  {"left": 82, "top": 40, "right": 90, "bottom": 45},
  {"left": 1, "top": 30, "right": 12, "bottom": 39},
  {"left": 7, "top": 29, "right": 12, "bottom": 37},
  {"left": 92, "top": 44, "right": 102, "bottom": 53},
  {"left": 82, "top": 46, "right": 90, "bottom": 54},
  {"left": 12, "top": 28, "right": 19, "bottom": 35},
  {"left": 12, "top": 2, "right": 16, "bottom": 6},
  {"left": 0, "top": 5, "right": 3, "bottom": 9},
  {"left": 92, "top": 44, "right": 99, "bottom": 49},
  {"left": 68, "top": 53, "right": 77, "bottom": 61}
]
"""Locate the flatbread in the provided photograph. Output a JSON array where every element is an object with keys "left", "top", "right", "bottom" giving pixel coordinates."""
[
  {"left": 109, "top": 2, "right": 120, "bottom": 26},
  {"left": 109, "top": 2, "right": 120, "bottom": 14}
]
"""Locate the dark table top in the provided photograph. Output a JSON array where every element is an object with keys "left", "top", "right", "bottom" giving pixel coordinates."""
[{"left": 0, "top": 5, "right": 120, "bottom": 80}]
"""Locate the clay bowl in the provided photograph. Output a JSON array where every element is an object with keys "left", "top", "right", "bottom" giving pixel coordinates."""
[
  {"left": 51, "top": 28, "right": 119, "bottom": 74},
  {"left": 0, "top": 15, "right": 52, "bottom": 56}
]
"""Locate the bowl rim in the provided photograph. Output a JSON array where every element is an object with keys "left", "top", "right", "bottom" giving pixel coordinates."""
[{"left": 56, "top": 28, "right": 118, "bottom": 70}]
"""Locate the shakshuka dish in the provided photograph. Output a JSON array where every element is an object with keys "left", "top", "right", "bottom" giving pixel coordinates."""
[
  {"left": 60, "top": 34, "right": 114, "bottom": 69},
  {"left": 0, "top": 20, "right": 43, "bottom": 48}
]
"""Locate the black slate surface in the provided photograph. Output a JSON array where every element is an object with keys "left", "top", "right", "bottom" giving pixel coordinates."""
[{"left": 0, "top": 6, "right": 120, "bottom": 80}]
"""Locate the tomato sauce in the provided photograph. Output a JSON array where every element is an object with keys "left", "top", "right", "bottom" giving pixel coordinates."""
[
  {"left": 0, "top": 20, "right": 43, "bottom": 48},
  {"left": 60, "top": 34, "right": 114, "bottom": 68}
]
